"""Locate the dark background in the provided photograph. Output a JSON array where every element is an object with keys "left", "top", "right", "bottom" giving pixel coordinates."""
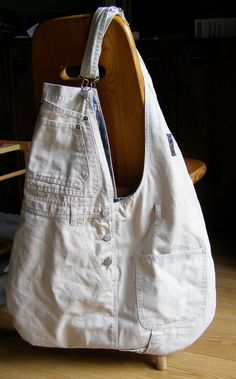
[
  {"left": 0, "top": 0, "right": 235, "bottom": 233},
  {"left": 0, "top": 0, "right": 235, "bottom": 36}
]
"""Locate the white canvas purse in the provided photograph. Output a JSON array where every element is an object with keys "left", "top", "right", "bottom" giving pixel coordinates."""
[{"left": 6, "top": 6, "right": 216, "bottom": 357}]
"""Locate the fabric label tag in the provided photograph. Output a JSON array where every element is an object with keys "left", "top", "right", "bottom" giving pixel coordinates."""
[{"left": 166, "top": 134, "right": 176, "bottom": 156}]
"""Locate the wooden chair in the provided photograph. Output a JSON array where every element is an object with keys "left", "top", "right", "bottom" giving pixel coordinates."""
[
  {"left": 0, "top": 140, "right": 30, "bottom": 256},
  {"left": 32, "top": 14, "right": 206, "bottom": 193},
  {"left": 0, "top": 141, "right": 30, "bottom": 182},
  {"left": 0, "top": 13, "right": 207, "bottom": 370}
]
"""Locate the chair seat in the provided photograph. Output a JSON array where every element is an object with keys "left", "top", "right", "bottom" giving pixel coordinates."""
[{"left": 185, "top": 158, "right": 207, "bottom": 184}]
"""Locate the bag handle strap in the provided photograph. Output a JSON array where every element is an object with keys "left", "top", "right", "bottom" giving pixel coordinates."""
[{"left": 79, "top": 6, "right": 124, "bottom": 81}]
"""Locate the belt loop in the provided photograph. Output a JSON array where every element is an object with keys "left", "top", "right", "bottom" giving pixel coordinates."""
[
  {"left": 70, "top": 205, "right": 77, "bottom": 226},
  {"left": 154, "top": 203, "right": 161, "bottom": 226}
]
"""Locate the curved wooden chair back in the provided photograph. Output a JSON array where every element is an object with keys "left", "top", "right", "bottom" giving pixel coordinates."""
[
  {"left": 32, "top": 14, "right": 145, "bottom": 195},
  {"left": 32, "top": 13, "right": 207, "bottom": 195}
]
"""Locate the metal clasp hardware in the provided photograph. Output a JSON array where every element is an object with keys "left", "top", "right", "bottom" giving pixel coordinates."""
[
  {"left": 90, "top": 76, "right": 100, "bottom": 88},
  {"left": 79, "top": 76, "right": 100, "bottom": 98},
  {"left": 79, "top": 76, "right": 100, "bottom": 89},
  {"left": 80, "top": 77, "right": 89, "bottom": 89}
]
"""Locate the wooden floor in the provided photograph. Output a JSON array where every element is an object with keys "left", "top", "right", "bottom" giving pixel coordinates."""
[{"left": 0, "top": 232, "right": 235, "bottom": 378}]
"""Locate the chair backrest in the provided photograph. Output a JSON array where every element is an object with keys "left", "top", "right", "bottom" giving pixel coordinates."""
[{"left": 32, "top": 14, "right": 145, "bottom": 195}]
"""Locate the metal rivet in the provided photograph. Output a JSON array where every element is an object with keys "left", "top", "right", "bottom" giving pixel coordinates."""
[
  {"left": 83, "top": 116, "right": 88, "bottom": 121},
  {"left": 76, "top": 124, "right": 80, "bottom": 129},
  {"left": 80, "top": 90, "right": 89, "bottom": 99}
]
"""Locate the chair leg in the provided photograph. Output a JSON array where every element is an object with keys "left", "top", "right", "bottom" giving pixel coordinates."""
[{"left": 155, "top": 355, "right": 167, "bottom": 370}]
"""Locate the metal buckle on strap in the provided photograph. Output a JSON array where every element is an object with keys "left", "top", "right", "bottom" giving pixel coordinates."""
[
  {"left": 79, "top": 76, "right": 100, "bottom": 89},
  {"left": 79, "top": 76, "right": 100, "bottom": 98}
]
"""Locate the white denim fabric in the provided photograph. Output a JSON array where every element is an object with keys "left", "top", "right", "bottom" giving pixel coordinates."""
[{"left": 5, "top": 7, "right": 216, "bottom": 356}]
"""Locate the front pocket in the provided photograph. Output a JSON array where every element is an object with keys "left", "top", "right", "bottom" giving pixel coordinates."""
[
  {"left": 136, "top": 249, "right": 207, "bottom": 329},
  {"left": 27, "top": 101, "right": 90, "bottom": 190}
]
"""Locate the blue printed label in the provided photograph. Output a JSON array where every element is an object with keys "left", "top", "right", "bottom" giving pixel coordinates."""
[{"left": 166, "top": 134, "right": 176, "bottom": 156}]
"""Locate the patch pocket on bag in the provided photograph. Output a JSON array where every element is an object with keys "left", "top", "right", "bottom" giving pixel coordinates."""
[
  {"left": 27, "top": 100, "right": 90, "bottom": 190},
  {"left": 136, "top": 249, "right": 207, "bottom": 329}
]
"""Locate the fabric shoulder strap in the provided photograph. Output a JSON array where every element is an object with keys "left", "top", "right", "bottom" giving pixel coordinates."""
[{"left": 80, "top": 6, "right": 124, "bottom": 80}]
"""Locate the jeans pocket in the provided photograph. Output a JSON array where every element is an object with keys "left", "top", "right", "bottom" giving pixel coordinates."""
[
  {"left": 27, "top": 100, "right": 90, "bottom": 190},
  {"left": 136, "top": 249, "right": 207, "bottom": 329},
  {"left": 22, "top": 196, "right": 71, "bottom": 225}
]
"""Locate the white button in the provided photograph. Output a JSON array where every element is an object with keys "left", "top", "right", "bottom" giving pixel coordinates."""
[
  {"left": 103, "top": 233, "right": 111, "bottom": 242},
  {"left": 102, "top": 257, "right": 112, "bottom": 267},
  {"left": 101, "top": 208, "right": 110, "bottom": 218}
]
